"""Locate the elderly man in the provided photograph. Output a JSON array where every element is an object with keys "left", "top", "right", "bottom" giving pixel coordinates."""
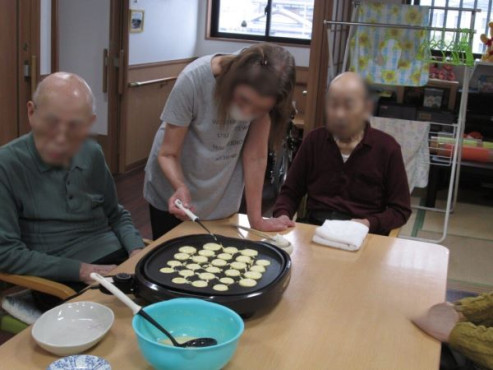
[
  {"left": 273, "top": 72, "right": 411, "bottom": 235},
  {"left": 0, "top": 73, "right": 144, "bottom": 300}
]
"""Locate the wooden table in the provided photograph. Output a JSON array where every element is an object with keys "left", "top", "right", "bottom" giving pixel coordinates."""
[{"left": 0, "top": 214, "right": 449, "bottom": 370}]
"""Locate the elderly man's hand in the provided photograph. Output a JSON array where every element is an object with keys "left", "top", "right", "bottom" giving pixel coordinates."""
[
  {"left": 79, "top": 263, "right": 117, "bottom": 285},
  {"left": 412, "top": 302, "right": 462, "bottom": 343},
  {"left": 251, "top": 215, "right": 295, "bottom": 232},
  {"left": 352, "top": 218, "right": 370, "bottom": 228}
]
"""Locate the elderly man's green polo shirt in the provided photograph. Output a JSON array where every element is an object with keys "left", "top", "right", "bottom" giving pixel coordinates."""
[{"left": 0, "top": 133, "right": 144, "bottom": 282}]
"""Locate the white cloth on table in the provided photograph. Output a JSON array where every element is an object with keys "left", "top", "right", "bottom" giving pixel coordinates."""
[
  {"left": 370, "top": 116, "right": 430, "bottom": 191},
  {"left": 312, "top": 220, "right": 369, "bottom": 252}
]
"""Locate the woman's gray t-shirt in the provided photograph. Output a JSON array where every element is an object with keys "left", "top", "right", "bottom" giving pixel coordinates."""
[{"left": 143, "top": 55, "right": 251, "bottom": 220}]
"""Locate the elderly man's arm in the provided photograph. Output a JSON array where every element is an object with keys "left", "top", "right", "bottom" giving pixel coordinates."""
[
  {"left": 365, "top": 146, "right": 411, "bottom": 234},
  {"left": 0, "top": 179, "right": 81, "bottom": 281},
  {"left": 272, "top": 135, "right": 310, "bottom": 219},
  {"left": 101, "top": 155, "right": 144, "bottom": 254}
]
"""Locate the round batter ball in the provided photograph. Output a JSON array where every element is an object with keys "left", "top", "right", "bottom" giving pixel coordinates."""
[
  {"left": 174, "top": 253, "right": 190, "bottom": 261},
  {"left": 192, "top": 255, "right": 208, "bottom": 264},
  {"left": 225, "top": 269, "right": 241, "bottom": 277},
  {"left": 199, "top": 249, "right": 215, "bottom": 257},
  {"left": 241, "top": 249, "right": 258, "bottom": 257},
  {"left": 236, "top": 255, "right": 251, "bottom": 263},
  {"left": 219, "top": 277, "right": 235, "bottom": 285},
  {"left": 213, "top": 284, "right": 228, "bottom": 292},
  {"left": 223, "top": 246, "right": 238, "bottom": 254},
  {"left": 172, "top": 277, "right": 187, "bottom": 284},
  {"left": 206, "top": 266, "right": 221, "bottom": 274},
  {"left": 230, "top": 261, "right": 247, "bottom": 270},
  {"left": 198, "top": 272, "right": 216, "bottom": 281},
  {"left": 217, "top": 253, "right": 233, "bottom": 261},
  {"left": 167, "top": 260, "right": 181, "bottom": 267},
  {"left": 179, "top": 246, "right": 197, "bottom": 254},
  {"left": 239, "top": 278, "right": 257, "bottom": 287},
  {"left": 186, "top": 263, "right": 201, "bottom": 271},
  {"left": 256, "top": 259, "right": 271, "bottom": 266},
  {"left": 250, "top": 265, "right": 265, "bottom": 273},
  {"left": 203, "top": 243, "right": 222, "bottom": 251},
  {"left": 159, "top": 267, "right": 175, "bottom": 274},
  {"left": 192, "top": 280, "right": 208, "bottom": 288},
  {"left": 244, "top": 271, "right": 262, "bottom": 280},
  {"left": 211, "top": 259, "right": 227, "bottom": 267},
  {"left": 178, "top": 269, "right": 194, "bottom": 277}
]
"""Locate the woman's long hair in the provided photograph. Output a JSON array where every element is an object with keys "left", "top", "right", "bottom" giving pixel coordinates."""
[{"left": 214, "top": 43, "right": 296, "bottom": 150}]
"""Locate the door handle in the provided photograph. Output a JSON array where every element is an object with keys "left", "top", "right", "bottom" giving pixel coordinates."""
[{"left": 102, "top": 48, "right": 109, "bottom": 93}]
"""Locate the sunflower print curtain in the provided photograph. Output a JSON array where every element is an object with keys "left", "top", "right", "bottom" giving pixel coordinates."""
[{"left": 349, "top": 3, "right": 431, "bottom": 86}]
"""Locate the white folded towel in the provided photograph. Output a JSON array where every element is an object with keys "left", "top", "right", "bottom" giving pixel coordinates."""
[{"left": 312, "top": 220, "right": 369, "bottom": 251}]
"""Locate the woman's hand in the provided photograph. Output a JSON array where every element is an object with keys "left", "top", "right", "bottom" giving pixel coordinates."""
[
  {"left": 168, "top": 186, "right": 194, "bottom": 221},
  {"left": 412, "top": 302, "right": 462, "bottom": 343},
  {"left": 250, "top": 215, "right": 295, "bottom": 232}
]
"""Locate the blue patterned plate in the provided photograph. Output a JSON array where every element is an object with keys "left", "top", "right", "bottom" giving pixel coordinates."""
[{"left": 47, "top": 355, "right": 111, "bottom": 370}]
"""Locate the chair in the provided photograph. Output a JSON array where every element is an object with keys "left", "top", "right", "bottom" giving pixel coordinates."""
[
  {"left": 388, "top": 228, "right": 401, "bottom": 237},
  {"left": 297, "top": 195, "right": 402, "bottom": 238},
  {"left": 0, "top": 273, "right": 76, "bottom": 301},
  {"left": 0, "top": 238, "right": 153, "bottom": 301},
  {"left": 0, "top": 238, "right": 154, "bottom": 335}
]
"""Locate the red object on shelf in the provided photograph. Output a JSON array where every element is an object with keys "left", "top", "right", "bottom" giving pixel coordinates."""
[
  {"left": 440, "top": 144, "right": 492, "bottom": 163},
  {"left": 464, "top": 131, "right": 484, "bottom": 140}
]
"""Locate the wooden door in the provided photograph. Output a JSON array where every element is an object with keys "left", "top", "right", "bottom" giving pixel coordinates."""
[
  {"left": 0, "top": 0, "right": 40, "bottom": 145},
  {"left": 18, "top": 0, "right": 40, "bottom": 135},
  {"left": 0, "top": 1, "right": 19, "bottom": 144}
]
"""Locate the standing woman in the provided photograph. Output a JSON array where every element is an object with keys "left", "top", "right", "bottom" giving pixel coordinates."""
[{"left": 144, "top": 44, "right": 297, "bottom": 239}]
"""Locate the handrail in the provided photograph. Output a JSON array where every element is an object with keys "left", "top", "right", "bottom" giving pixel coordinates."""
[
  {"left": 128, "top": 76, "right": 177, "bottom": 88},
  {"left": 323, "top": 20, "right": 477, "bottom": 33}
]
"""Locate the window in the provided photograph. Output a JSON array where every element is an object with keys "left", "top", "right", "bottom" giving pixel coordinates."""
[
  {"left": 410, "top": 0, "right": 493, "bottom": 55},
  {"left": 210, "top": 0, "right": 314, "bottom": 45}
]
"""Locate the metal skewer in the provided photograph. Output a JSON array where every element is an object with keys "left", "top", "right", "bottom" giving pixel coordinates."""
[{"left": 174, "top": 199, "right": 221, "bottom": 245}]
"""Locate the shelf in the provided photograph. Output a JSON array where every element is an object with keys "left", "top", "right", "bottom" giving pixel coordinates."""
[{"left": 470, "top": 61, "right": 493, "bottom": 83}]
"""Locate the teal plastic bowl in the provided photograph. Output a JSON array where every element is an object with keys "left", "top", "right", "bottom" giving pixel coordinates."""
[{"left": 132, "top": 298, "right": 244, "bottom": 370}]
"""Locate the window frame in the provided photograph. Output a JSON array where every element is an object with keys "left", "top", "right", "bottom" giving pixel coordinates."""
[
  {"left": 208, "top": 0, "right": 312, "bottom": 46},
  {"left": 406, "top": 0, "right": 492, "bottom": 59}
]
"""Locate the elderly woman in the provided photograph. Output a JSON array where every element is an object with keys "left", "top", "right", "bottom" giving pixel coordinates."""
[
  {"left": 414, "top": 292, "right": 493, "bottom": 369},
  {"left": 144, "top": 43, "right": 297, "bottom": 238}
]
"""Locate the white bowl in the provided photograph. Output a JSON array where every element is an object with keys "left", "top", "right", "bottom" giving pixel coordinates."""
[{"left": 32, "top": 301, "right": 114, "bottom": 356}]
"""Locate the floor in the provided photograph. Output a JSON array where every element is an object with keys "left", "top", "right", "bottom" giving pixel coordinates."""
[
  {"left": 114, "top": 169, "right": 152, "bottom": 240},
  {"left": 400, "top": 187, "right": 493, "bottom": 294}
]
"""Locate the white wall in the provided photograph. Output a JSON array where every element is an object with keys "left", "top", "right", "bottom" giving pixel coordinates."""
[
  {"left": 129, "top": 0, "right": 199, "bottom": 65},
  {"left": 40, "top": 0, "right": 52, "bottom": 75},
  {"left": 193, "top": 0, "right": 310, "bottom": 66}
]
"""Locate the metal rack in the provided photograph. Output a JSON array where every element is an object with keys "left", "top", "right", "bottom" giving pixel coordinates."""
[{"left": 324, "top": 1, "right": 481, "bottom": 243}]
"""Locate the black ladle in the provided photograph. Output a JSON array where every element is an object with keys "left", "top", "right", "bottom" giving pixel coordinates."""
[{"left": 91, "top": 273, "right": 217, "bottom": 348}]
